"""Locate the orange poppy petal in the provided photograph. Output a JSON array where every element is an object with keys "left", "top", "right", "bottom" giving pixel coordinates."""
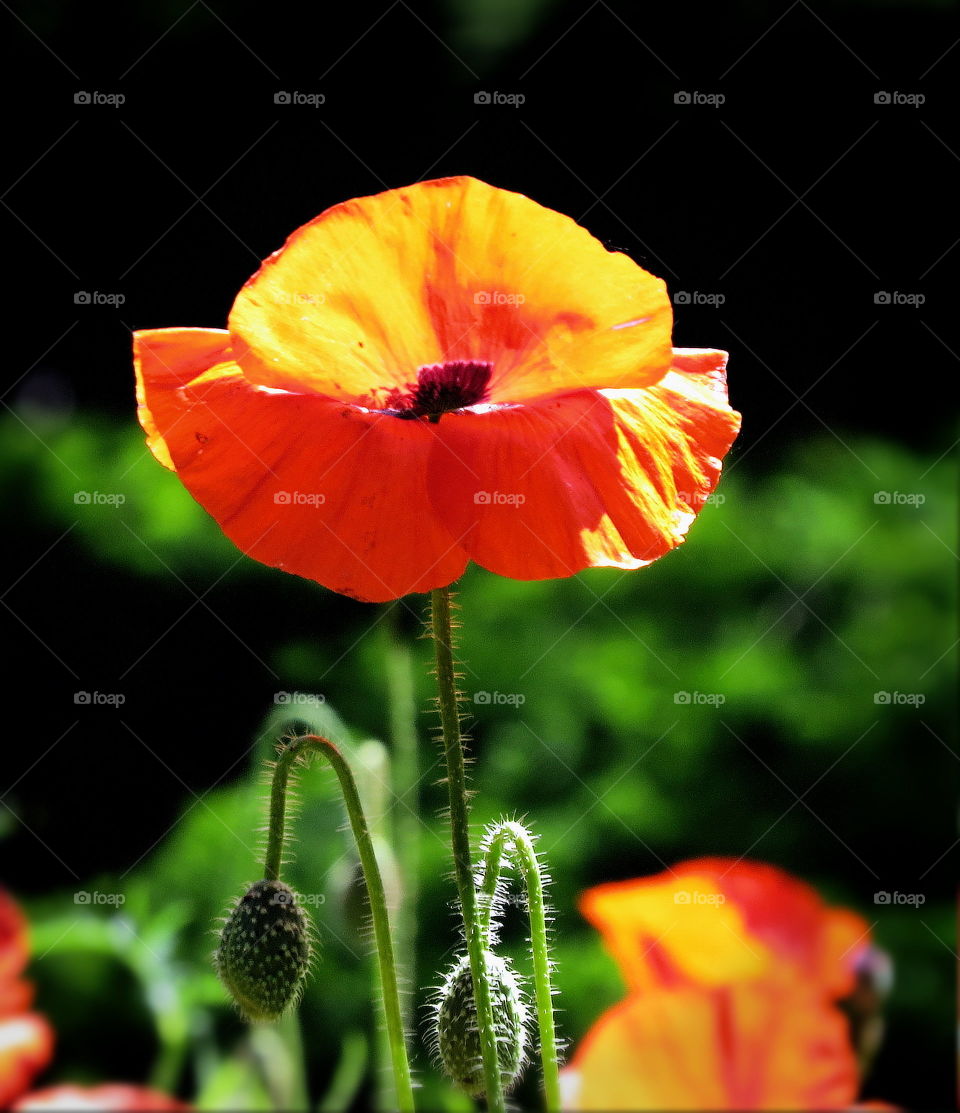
[
  {"left": 133, "top": 327, "right": 234, "bottom": 471},
  {"left": 134, "top": 329, "right": 468, "bottom": 602},
  {"left": 687, "top": 859, "right": 872, "bottom": 999},
  {"left": 580, "top": 872, "right": 769, "bottom": 993},
  {"left": 427, "top": 349, "right": 739, "bottom": 580},
  {"left": 0, "top": 1015, "right": 54, "bottom": 1108},
  {"left": 14, "top": 1085, "right": 189, "bottom": 1111},
  {"left": 566, "top": 985, "right": 859, "bottom": 1111},
  {"left": 581, "top": 857, "right": 870, "bottom": 999},
  {"left": 228, "top": 176, "right": 673, "bottom": 404}
]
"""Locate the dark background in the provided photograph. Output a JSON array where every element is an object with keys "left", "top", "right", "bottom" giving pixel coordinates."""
[{"left": 0, "top": 1, "right": 956, "bottom": 1110}]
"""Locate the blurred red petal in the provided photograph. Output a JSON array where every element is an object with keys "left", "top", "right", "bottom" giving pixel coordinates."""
[
  {"left": 0, "top": 1015, "right": 54, "bottom": 1107},
  {"left": 14, "top": 1084, "right": 189, "bottom": 1111},
  {"left": 0, "top": 890, "right": 30, "bottom": 998}
]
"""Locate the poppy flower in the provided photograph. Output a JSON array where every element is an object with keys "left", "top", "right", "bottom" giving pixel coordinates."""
[
  {"left": 580, "top": 857, "right": 871, "bottom": 999},
  {"left": 563, "top": 861, "right": 885, "bottom": 1110},
  {"left": 0, "top": 891, "right": 53, "bottom": 1108},
  {"left": 134, "top": 176, "right": 740, "bottom": 602}
]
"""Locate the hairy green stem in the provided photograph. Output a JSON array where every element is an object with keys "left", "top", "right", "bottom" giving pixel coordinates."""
[
  {"left": 429, "top": 587, "right": 506, "bottom": 1113},
  {"left": 264, "top": 735, "right": 415, "bottom": 1113},
  {"left": 264, "top": 748, "right": 291, "bottom": 883},
  {"left": 478, "top": 821, "right": 561, "bottom": 1113}
]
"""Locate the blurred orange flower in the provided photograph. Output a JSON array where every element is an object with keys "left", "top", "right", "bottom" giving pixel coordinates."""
[
  {"left": 134, "top": 176, "right": 740, "bottom": 602},
  {"left": 0, "top": 891, "right": 53, "bottom": 1108},
  {"left": 0, "top": 890, "right": 187, "bottom": 1110},
  {"left": 564, "top": 860, "right": 881, "bottom": 1111}
]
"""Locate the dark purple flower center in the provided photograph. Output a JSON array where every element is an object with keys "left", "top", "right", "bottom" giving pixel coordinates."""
[{"left": 389, "top": 360, "right": 492, "bottom": 421}]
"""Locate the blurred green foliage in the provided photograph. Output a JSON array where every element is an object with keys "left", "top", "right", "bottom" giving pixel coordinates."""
[{"left": 6, "top": 410, "right": 956, "bottom": 1109}]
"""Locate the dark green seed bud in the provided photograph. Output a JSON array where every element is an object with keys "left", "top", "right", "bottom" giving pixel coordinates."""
[
  {"left": 433, "top": 951, "right": 528, "bottom": 1098},
  {"left": 215, "top": 879, "right": 312, "bottom": 1021}
]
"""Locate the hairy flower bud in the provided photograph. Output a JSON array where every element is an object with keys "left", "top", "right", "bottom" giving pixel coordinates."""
[
  {"left": 215, "top": 879, "right": 312, "bottom": 1021},
  {"left": 431, "top": 950, "right": 529, "bottom": 1098}
]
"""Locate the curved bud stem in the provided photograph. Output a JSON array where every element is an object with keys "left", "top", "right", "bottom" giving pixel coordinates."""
[
  {"left": 477, "top": 820, "right": 561, "bottom": 1113},
  {"left": 264, "top": 740, "right": 295, "bottom": 883},
  {"left": 429, "top": 586, "right": 506, "bottom": 1113},
  {"left": 266, "top": 734, "right": 415, "bottom": 1113}
]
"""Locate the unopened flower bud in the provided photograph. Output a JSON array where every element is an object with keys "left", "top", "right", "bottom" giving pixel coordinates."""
[
  {"left": 432, "top": 951, "right": 528, "bottom": 1098},
  {"left": 215, "top": 879, "right": 312, "bottom": 1021}
]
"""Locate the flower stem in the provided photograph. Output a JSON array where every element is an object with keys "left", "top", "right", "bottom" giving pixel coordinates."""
[
  {"left": 264, "top": 746, "right": 292, "bottom": 883},
  {"left": 478, "top": 821, "right": 561, "bottom": 1113},
  {"left": 265, "top": 735, "right": 415, "bottom": 1113},
  {"left": 429, "top": 587, "right": 506, "bottom": 1113}
]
